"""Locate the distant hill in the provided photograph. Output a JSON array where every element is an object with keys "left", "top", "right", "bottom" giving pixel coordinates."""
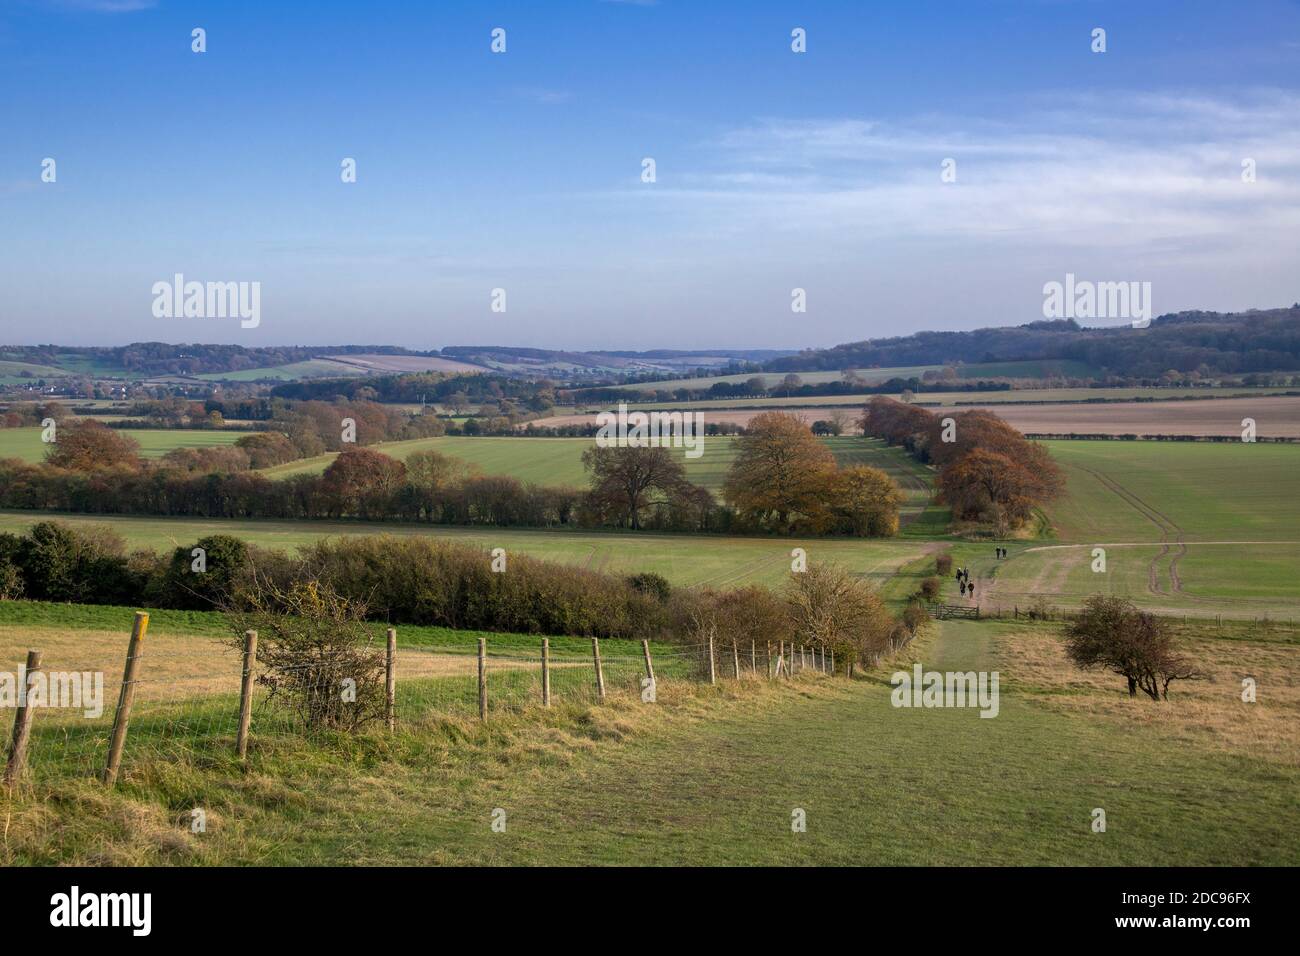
[
  {"left": 0, "top": 344, "right": 463, "bottom": 380},
  {"left": 764, "top": 307, "right": 1300, "bottom": 378},
  {"left": 438, "top": 346, "right": 796, "bottom": 378}
]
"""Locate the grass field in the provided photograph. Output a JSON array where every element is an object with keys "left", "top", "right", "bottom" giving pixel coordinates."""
[
  {"left": 927, "top": 441, "right": 1300, "bottom": 617},
  {"left": 194, "top": 359, "right": 369, "bottom": 382},
  {"left": 3, "top": 616, "right": 1293, "bottom": 865},
  {"left": 257, "top": 434, "right": 931, "bottom": 505},
  {"left": 0, "top": 510, "right": 938, "bottom": 591},
  {"left": 0, "top": 426, "right": 247, "bottom": 462},
  {"left": 0, "top": 359, "right": 71, "bottom": 384}
]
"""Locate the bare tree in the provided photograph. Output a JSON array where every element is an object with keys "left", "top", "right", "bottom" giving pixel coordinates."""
[{"left": 581, "top": 444, "right": 691, "bottom": 530}]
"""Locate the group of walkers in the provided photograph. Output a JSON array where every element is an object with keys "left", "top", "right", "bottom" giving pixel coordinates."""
[{"left": 955, "top": 565, "right": 975, "bottom": 599}]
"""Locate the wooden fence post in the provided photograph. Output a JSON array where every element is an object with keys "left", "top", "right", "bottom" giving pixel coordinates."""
[
  {"left": 732, "top": 641, "right": 740, "bottom": 679},
  {"left": 477, "top": 637, "right": 487, "bottom": 720},
  {"left": 641, "top": 639, "right": 655, "bottom": 691},
  {"left": 235, "top": 630, "right": 257, "bottom": 759},
  {"left": 4, "top": 650, "right": 41, "bottom": 789},
  {"left": 541, "top": 638, "right": 551, "bottom": 707},
  {"left": 592, "top": 637, "right": 606, "bottom": 701},
  {"left": 385, "top": 627, "right": 397, "bottom": 732},
  {"left": 103, "top": 611, "right": 148, "bottom": 788},
  {"left": 707, "top": 635, "right": 717, "bottom": 685},
  {"left": 750, "top": 639, "right": 757, "bottom": 673},
  {"left": 766, "top": 642, "right": 773, "bottom": 679},
  {"left": 830, "top": 648, "right": 835, "bottom": 676}
]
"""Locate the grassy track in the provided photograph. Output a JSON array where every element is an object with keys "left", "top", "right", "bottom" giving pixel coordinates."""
[
  {"left": 6, "top": 618, "right": 1293, "bottom": 865},
  {"left": 0, "top": 426, "right": 245, "bottom": 462}
]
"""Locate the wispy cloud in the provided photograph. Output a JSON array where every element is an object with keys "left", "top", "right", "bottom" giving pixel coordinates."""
[
  {"left": 46, "top": 0, "right": 157, "bottom": 12},
  {"left": 603, "top": 90, "right": 1300, "bottom": 254}
]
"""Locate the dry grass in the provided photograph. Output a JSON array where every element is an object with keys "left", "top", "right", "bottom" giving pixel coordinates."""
[
  {"left": 997, "top": 627, "right": 1300, "bottom": 765},
  {"left": 0, "top": 626, "right": 582, "bottom": 706}
]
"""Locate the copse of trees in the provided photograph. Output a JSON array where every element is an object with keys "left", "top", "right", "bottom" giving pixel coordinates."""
[
  {"left": 861, "top": 397, "right": 1063, "bottom": 532},
  {"left": 722, "top": 411, "right": 902, "bottom": 535}
]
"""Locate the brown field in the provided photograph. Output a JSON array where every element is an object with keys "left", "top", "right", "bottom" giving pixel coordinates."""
[{"left": 539, "top": 395, "right": 1300, "bottom": 438}]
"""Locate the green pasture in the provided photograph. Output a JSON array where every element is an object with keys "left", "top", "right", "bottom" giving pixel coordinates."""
[
  {"left": 0, "top": 510, "right": 937, "bottom": 591},
  {"left": 0, "top": 427, "right": 246, "bottom": 462}
]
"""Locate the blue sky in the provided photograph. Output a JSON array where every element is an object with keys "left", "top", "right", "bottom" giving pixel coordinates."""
[{"left": 2, "top": 0, "right": 1298, "bottom": 349}]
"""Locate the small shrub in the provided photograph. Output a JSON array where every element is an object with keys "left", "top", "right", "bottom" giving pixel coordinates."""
[{"left": 227, "top": 577, "right": 386, "bottom": 732}]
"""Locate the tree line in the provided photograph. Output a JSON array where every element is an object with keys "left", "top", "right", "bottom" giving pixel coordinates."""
[
  {"left": 861, "top": 397, "right": 1063, "bottom": 532},
  {"left": 0, "top": 412, "right": 904, "bottom": 538}
]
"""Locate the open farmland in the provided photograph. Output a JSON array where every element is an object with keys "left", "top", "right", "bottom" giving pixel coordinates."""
[
  {"left": 566, "top": 385, "right": 1296, "bottom": 412},
  {"left": 257, "top": 434, "right": 932, "bottom": 509},
  {"left": 949, "top": 395, "right": 1300, "bottom": 438},
  {"left": 0, "top": 510, "right": 939, "bottom": 591},
  {"left": 196, "top": 353, "right": 486, "bottom": 381},
  {"left": 543, "top": 394, "right": 1300, "bottom": 438},
  {"left": 936, "top": 441, "right": 1300, "bottom": 618},
  {"left": 0, "top": 426, "right": 247, "bottom": 462},
  {"left": 601, "top": 359, "right": 1102, "bottom": 395}
]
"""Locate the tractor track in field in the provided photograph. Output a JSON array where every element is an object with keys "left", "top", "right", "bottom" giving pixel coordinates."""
[{"left": 1077, "top": 466, "right": 1187, "bottom": 595}]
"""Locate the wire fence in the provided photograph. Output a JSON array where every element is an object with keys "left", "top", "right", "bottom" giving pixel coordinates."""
[{"left": 2, "top": 613, "right": 838, "bottom": 791}]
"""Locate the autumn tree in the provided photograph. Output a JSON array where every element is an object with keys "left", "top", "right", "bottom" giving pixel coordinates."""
[
  {"left": 43, "top": 420, "right": 140, "bottom": 471},
  {"left": 321, "top": 448, "right": 407, "bottom": 518},
  {"left": 404, "top": 449, "right": 477, "bottom": 493},
  {"left": 581, "top": 444, "right": 693, "bottom": 530},
  {"left": 723, "top": 412, "right": 837, "bottom": 532},
  {"left": 235, "top": 431, "right": 298, "bottom": 469},
  {"left": 824, "top": 464, "right": 904, "bottom": 536},
  {"left": 860, "top": 396, "right": 934, "bottom": 453},
  {"left": 1064, "top": 596, "right": 1202, "bottom": 700}
]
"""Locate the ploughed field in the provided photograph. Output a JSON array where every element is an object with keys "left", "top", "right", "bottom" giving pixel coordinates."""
[{"left": 540, "top": 394, "right": 1300, "bottom": 438}]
